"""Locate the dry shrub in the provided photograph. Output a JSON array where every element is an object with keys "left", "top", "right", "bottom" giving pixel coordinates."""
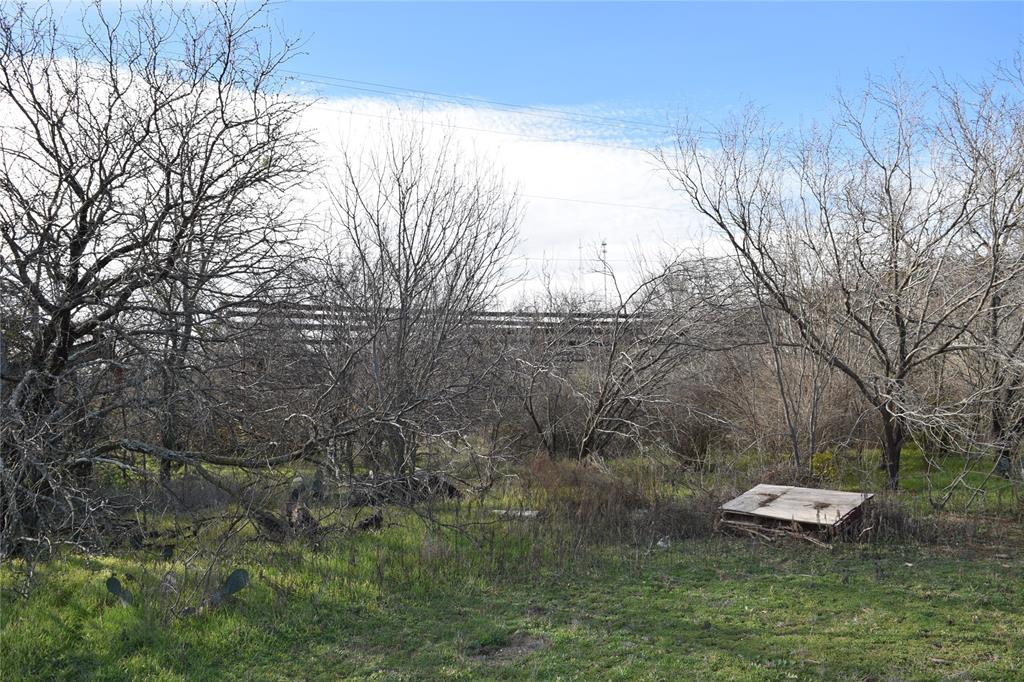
[
  {"left": 98, "top": 473, "right": 233, "bottom": 515},
  {"left": 747, "top": 462, "right": 821, "bottom": 489},
  {"left": 859, "top": 498, "right": 943, "bottom": 544},
  {"left": 523, "top": 456, "right": 719, "bottom": 544},
  {"left": 524, "top": 456, "right": 648, "bottom": 540},
  {"left": 610, "top": 456, "right": 681, "bottom": 498},
  {"left": 630, "top": 496, "right": 719, "bottom": 543},
  {"left": 162, "top": 475, "right": 236, "bottom": 512},
  {"left": 685, "top": 451, "right": 824, "bottom": 499}
]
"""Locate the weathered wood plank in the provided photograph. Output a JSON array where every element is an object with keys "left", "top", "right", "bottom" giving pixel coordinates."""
[{"left": 720, "top": 484, "right": 872, "bottom": 527}]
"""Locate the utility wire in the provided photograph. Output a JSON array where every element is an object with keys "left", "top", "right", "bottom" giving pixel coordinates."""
[
  {"left": 48, "top": 31, "right": 696, "bottom": 213},
  {"left": 51, "top": 31, "right": 669, "bottom": 152},
  {"left": 305, "top": 100, "right": 649, "bottom": 152},
  {"left": 520, "top": 193, "right": 683, "bottom": 213},
  {"left": 282, "top": 68, "right": 676, "bottom": 134},
  {"left": 53, "top": 31, "right": 700, "bottom": 147}
]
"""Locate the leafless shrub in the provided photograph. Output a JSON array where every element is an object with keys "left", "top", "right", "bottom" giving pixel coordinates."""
[
  {"left": 342, "top": 469, "right": 463, "bottom": 508},
  {"left": 523, "top": 456, "right": 648, "bottom": 539},
  {"left": 630, "top": 496, "right": 720, "bottom": 543},
  {"left": 296, "top": 126, "right": 522, "bottom": 501},
  {"left": 747, "top": 463, "right": 822, "bottom": 489},
  {"left": 512, "top": 252, "right": 747, "bottom": 463},
  {"left": 858, "top": 498, "right": 944, "bottom": 545},
  {"left": 517, "top": 454, "right": 721, "bottom": 547}
]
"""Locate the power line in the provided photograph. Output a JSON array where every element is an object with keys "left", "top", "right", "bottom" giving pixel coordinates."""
[
  {"left": 47, "top": 31, "right": 696, "bottom": 212},
  {"left": 283, "top": 68, "right": 676, "bottom": 135},
  {"left": 53, "top": 18, "right": 682, "bottom": 137},
  {"left": 521, "top": 193, "right": 683, "bottom": 213},
  {"left": 52, "top": 31, "right": 693, "bottom": 153},
  {"left": 511, "top": 255, "right": 633, "bottom": 264},
  {"left": 305, "top": 101, "right": 648, "bottom": 152}
]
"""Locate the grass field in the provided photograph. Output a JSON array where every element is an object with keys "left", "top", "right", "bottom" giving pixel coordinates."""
[{"left": 2, "top": 453, "right": 1022, "bottom": 681}]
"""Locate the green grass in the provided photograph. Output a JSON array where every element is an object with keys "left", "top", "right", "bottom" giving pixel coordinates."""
[
  {"left": 3, "top": 515, "right": 1023, "bottom": 681},
  {"left": 797, "top": 444, "right": 1022, "bottom": 515},
  {"left": 2, "top": 449, "right": 1021, "bottom": 680}
]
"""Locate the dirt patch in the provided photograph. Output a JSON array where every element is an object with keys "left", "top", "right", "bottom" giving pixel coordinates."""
[{"left": 471, "top": 631, "right": 550, "bottom": 663}]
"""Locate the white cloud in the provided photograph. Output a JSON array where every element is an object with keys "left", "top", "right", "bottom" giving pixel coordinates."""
[
  {"left": 299, "top": 96, "right": 721, "bottom": 300},
  {"left": 0, "top": 66, "right": 726, "bottom": 302}
]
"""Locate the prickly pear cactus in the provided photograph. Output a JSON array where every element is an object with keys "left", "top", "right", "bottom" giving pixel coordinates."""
[
  {"left": 105, "top": 576, "right": 133, "bottom": 605},
  {"left": 223, "top": 568, "right": 249, "bottom": 596},
  {"left": 204, "top": 567, "right": 251, "bottom": 609}
]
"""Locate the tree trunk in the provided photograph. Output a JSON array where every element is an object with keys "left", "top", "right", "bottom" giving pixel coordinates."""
[
  {"left": 880, "top": 410, "right": 905, "bottom": 490},
  {"left": 384, "top": 425, "right": 412, "bottom": 477}
]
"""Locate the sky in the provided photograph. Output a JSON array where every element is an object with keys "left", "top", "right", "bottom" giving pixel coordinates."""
[
  {"left": 279, "top": 1, "right": 1022, "bottom": 295},
  {"left": 278, "top": 2, "right": 1022, "bottom": 128},
  {"left": 50, "top": 1, "right": 1024, "bottom": 296}
]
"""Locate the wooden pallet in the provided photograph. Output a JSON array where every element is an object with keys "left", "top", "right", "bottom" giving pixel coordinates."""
[{"left": 720, "top": 484, "right": 872, "bottom": 533}]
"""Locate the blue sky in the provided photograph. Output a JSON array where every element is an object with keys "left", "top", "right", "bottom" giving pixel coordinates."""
[
  {"left": 263, "top": 2, "right": 1024, "bottom": 292},
  {"left": 278, "top": 1, "right": 1022, "bottom": 132},
  {"left": 49, "top": 1, "right": 1024, "bottom": 292}
]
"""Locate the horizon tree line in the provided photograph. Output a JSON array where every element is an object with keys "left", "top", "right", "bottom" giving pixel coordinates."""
[{"left": 1, "top": 1, "right": 1020, "bottom": 555}]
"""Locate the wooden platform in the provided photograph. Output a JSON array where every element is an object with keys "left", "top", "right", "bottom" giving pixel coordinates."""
[{"left": 720, "top": 484, "right": 872, "bottom": 529}]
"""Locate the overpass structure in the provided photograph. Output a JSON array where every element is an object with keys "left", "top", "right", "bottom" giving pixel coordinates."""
[{"left": 223, "top": 301, "right": 657, "bottom": 359}]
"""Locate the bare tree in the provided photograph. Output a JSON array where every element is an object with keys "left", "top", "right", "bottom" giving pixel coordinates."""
[
  {"left": 319, "top": 126, "right": 521, "bottom": 482},
  {"left": 659, "top": 74, "right": 1023, "bottom": 488},
  {"left": 754, "top": 297, "right": 835, "bottom": 468},
  {"left": 514, "top": 253, "right": 740, "bottom": 462},
  {"left": 911, "top": 55, "right": 1024, "bottom": 487},
  {"left": 0, "top": 1, "right": 310, "bottom": 552}
]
